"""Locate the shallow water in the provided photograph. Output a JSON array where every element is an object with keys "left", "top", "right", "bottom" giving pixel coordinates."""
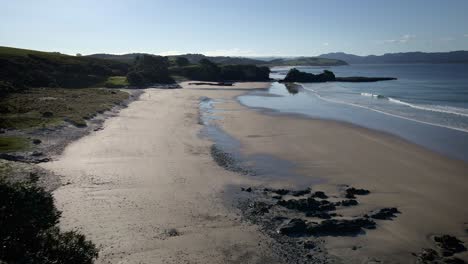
[
  {"left": 272, "top": 64, "right": 468, "bottom": 131},
  {"left": 238, "top": 81, "right": 468, "bottom": 162},
  {"left": 199, "top": 96, "right": 321, "bottom": 187}
]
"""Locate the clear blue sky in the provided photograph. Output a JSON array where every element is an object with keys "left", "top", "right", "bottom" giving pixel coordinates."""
[{"left": 1, "top": 0, "right": 467, "bottom": 56}]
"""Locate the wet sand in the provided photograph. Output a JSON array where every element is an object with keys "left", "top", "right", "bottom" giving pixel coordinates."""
[
  {"left": 201, "top": 82, "right": 468, "bottom": 263},
  {"left": 41, "top": 82, "right": 468, "bottom": 263}
]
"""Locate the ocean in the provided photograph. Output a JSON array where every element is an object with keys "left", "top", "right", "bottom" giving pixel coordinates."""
[{"left": 239, "top": 64, "right": 468, "bottom": 162}]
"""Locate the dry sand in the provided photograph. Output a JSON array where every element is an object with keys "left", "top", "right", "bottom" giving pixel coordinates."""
[
  {"left": 40, "top": 83, "right": 285, "bottom": 264},
  {"left": 41, "top": 81, "right": 468, "bottom": 263}
]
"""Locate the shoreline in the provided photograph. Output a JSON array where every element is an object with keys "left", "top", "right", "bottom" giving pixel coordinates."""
[
  {"left": 39, "top": 83, "right": 295, "bottom": 264},
  {"left": 236, "top": 92, "right": 468, "bottom": 165},
  {"left": 36, "top": 81, "right": 467, "bottom": 263},
  {"left": 238, "top": 81, "right": 468, "bottom": 162},
  {"left": 195, "top": 82, "right": 468, "bottom": 263}
]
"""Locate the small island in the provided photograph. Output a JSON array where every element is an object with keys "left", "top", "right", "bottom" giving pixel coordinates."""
[{"left": 279, "top": 68, "right": 396, "bottom": 83}]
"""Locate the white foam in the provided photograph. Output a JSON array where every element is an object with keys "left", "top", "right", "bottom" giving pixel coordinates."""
[
  {"left": 388, "top": 98, "right": 468, "bottom": 118},
  {"left": 360, "top": 92, "right": 384, "bottom": 98},
  {"left": 301, "top": 86, "right": 468, "bottom": 133}
]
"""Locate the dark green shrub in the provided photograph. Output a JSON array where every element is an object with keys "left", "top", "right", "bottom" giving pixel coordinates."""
[
  {"left": 175, "top": 57, "right": 190, "bottom": 67},
  {"left": 127, "top": 71, "right": 146, "bottom": 87},
  {"left": 0, "top": 179, "right": 99, "bottom": 263},
  {"left": 171, "top": 62, "right": 269, "bottom": 82},
  {"left": 127, "top": 55, "right": 174, "bottom": 86}
]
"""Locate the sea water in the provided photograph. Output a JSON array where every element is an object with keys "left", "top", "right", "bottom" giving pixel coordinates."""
[{"left": 239, "top": 64, "right": 468, "bottom": 162}]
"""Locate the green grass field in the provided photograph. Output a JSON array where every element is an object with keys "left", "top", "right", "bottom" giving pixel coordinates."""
[
  {"left": 104, "top": 76, "right": 129, "bottom": 88},
  {"left": 0, "top": 136, "right": 30, "bottom": 153},
  {"left": 0, "top": 88, "right": 129, "bottom": 129}
]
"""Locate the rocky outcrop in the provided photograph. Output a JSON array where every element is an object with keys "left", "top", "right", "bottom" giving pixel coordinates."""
[
  {"left": 280, "top": 69, "right": 335, "bottom": 83},
  {"left": 280, "top": 68, "right": 396, "bottom": 83}
]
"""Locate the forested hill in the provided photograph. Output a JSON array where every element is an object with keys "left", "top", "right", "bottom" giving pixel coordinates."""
[
  {"left": 87, "top": 53, "right": 347, "bottom": 66},
  {"left": 0, "top": 46, "right": 128, "bottom": 93},
  {"left": 318, "top": 51, "right": 468, "bottom": 64}
]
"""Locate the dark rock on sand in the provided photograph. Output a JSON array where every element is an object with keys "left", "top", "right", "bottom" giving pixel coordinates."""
[
  {"left": 369, "top": 208, "right": 400, "bottom": 220},
  {"left": 32, "top": 138, "right": 42, "bottom": 144},
  {"left": 303, "top": 241, "right": 316, "bottom": 249},
  {"left": 166, "top": 228, "right": 179, "bottom": 237},
  {"left": 277, "top": 198, "right": 336, "bottom": 213},
  {"left": 415, "top": 248, "right": 439, "bottom": 262},
  {"left": 305, "top": 211, "right": 333, "bottom": 219},
  {"left": 444, "top": 257, "right": 466, "bottom": 264},
  {"left": 248, "top": 201, "right": 271, "bottom": 215},
  {"left": 337, "top": 199, "right": 359, "bottom": 207},
  {"left": 210, "top": 145, "right": 251, "bottom": 175},
  {"left": 31, "top": 151, "right": 43, "bottom": 157},
  {"left": 307, "top": 218, "right": 376, "bottom": 236},
  {"left": 345, "top": 187, "right": 370, "bottom": 199},
  {"left": 414, "top": 247, "right": 466, "bottom": 264},
  {"left": 311, "top": 191, "right": 328, "bottom": 199},
  {"left": 291, "top": 188, "right": 311, "bottom": 197},
  {"left": 241, "top": 187, "right": 252, "bottom": 192},
  {"left": 278, "top": 218, "right": 308, "bottom": 236},
  {"left": 434, "top": 235, "right": 466, "bottom": 256},
  {"left": 272, "top": 189, "right": 290, "bottom": 195}
]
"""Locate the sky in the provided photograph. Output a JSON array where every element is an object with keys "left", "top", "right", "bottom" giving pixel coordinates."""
[{"left": 1, "top": 0, "right": 467, "bottom": 56}]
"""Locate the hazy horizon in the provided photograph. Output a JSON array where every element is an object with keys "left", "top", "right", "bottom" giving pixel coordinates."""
[{"left": 1, "top": 0, "right": 468, "bottom": 57}]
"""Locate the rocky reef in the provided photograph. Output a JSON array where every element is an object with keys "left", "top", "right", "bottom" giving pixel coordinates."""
[{"left": 280, "top": 68, "right": 396, "bottom": 83}]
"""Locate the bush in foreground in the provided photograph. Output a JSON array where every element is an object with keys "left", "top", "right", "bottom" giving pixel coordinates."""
[{"left": 0, "top": 179, "right": 98, "bottom": 263}]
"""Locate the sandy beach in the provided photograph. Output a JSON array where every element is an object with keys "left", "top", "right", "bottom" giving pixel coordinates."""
[{"left": 40, "top": 82, "right": 468, "bottom": 263}]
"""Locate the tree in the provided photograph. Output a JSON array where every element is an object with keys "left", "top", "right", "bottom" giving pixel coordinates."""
[
  {"left": 175, "top": 57, "right": 190, "bottom": 67},
  {"left": 127, "top": 55, "right": 174, "bottom": 86},
  {"left": 126, "top": 71, "right": 146, "bottom": 87}
]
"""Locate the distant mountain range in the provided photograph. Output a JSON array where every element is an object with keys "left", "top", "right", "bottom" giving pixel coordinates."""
[
  {"left": 87, "top": 53, "right": 347, "bottom": 66},
  {"left": 318, "top": 51, "right": 468, "bottom": 64}
]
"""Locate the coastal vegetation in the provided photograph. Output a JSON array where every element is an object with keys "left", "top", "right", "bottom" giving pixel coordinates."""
[
  {"left": 170, "top": 59, "right": 270, "bottom": 81},
  {"left": 104, "top": 76, "right": 129, "bottom": 88},
  {"left": 0, "top": 46, "right": 128, "bottom": 96},
  {"left": 88, "top": 52, "right": 347, "bottom": 67},
  {"left": 0, "top": 176, "right": 98, "bottom": 263},
  {"left": 126, "top": 54, "right": 174, "bottom": 87},
  {"left": 0, "top": 137, "right": 30, "bottom": 153},
  {"left": 0, "top": 88, "right": 129, "bottom": 129}
]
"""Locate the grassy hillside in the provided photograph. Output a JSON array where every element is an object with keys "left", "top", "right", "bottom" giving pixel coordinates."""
[
  {"left": 0, "top": 46, "right": 129, "bottom": 94},
  {"left": 86, "top": 53, "right": 146, "bottom": 64},
  {"left": 0, "top": 87, "right": 129, "bottom": 129},
  {"left": 87, "top": 53, "right": 347, "bottom": 67},
  {"left": 268, "top": 57, "right": 348, "bottom": 66}
]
